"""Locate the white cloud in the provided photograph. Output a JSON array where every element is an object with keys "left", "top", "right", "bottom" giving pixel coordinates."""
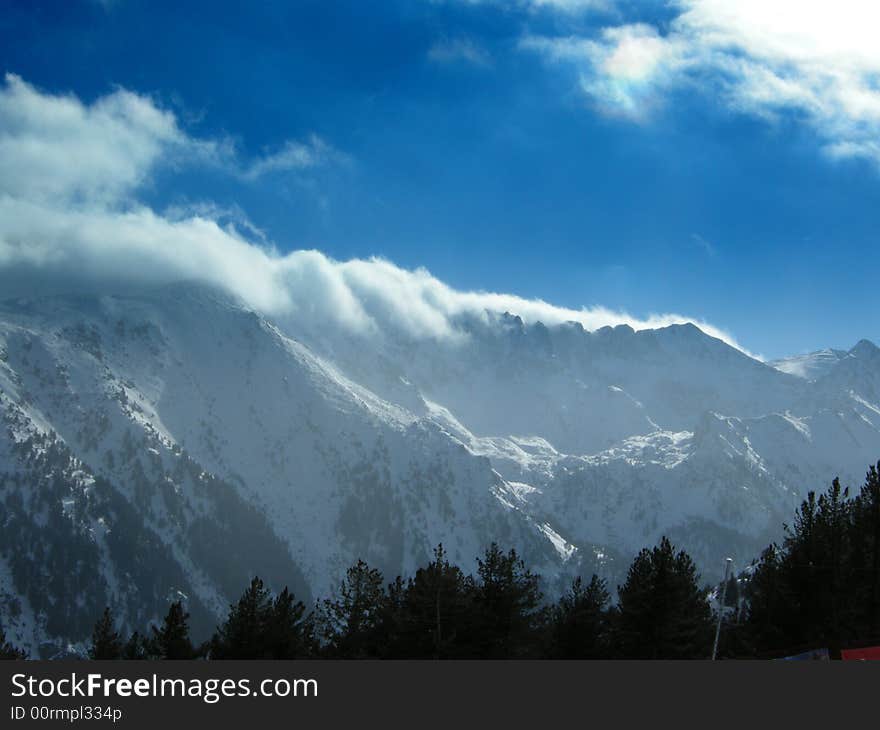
[
  {"left": 240, "top": 135, "right": 343, "bottom": 181},
  {"left": 0, "top": 74, "right": 752, "bottom": 356},
  {"left": 523, "top": 0, "right": 613, "bottom": 11},
  {"left": 428, "top": 37, "right": 492, "bottom": 67},
  {"left": 522, "top": 25, "right": 684, "bottom": 119},
  {"left": 0, "top": 196, "right": 748, "bottom": 350},
  {"left": 0, "top": 73, "right": 189, "bottom": 205},
  {"left": 437, "top": 0, "right": 615, "bottom": 14},
  {"left": 0, "top": 74, "right": 340, "bottom": 201},
  {"left": 600, "top": 25, "right": 674, "bottom": 82},
  {"left": 523, "top": 0, "right": 880, "bottom": 165},
  {"left": 690, "top": 233, "right": 715, "bottom": 256}
]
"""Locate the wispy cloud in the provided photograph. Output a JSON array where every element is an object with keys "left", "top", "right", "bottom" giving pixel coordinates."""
[
  {"left": 0, "top": 73, "right": 750, "bottom": 355},
  {"left": 521, "top": 24, "right": 683, "bottom": 121},
  {"left": 428, "top": 37, "right": 492, "bottom": 67},
  {"left": 0, "top": 73, "right": 342, "bottom": 206},
  {"left": 0, "top": 73, "right": 194, "bottom": 205},
  {"left": 531, "top": 0, "right": 611, "bottom": 9},
  {"left": 522, "top": 0, "right": 880, "bottom": 167},
  {"left": 240, "top": 135, "right": 345, "bottom": 181},
  {"left": 690, "top": 233, "right": 715, "bottom": 256},
  {"left": 444, "top": 0, "right": 614, "bottom": 12}
]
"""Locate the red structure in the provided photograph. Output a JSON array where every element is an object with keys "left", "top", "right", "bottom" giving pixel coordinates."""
[{"left": 841, "top": 646, "right": 880, "bottom": 661}]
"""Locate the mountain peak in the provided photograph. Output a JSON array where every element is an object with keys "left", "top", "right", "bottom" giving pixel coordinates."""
[
  {"left": 770, "top": 348, "right": 848, "bottom": 380},
  {"left": 850, "top": 339, "right": 879, "bottom": 358}
]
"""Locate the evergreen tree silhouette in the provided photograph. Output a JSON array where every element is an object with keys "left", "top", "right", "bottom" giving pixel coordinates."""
[
  {"left": 319, "top": 559, "right": 385, "bottom": 658},
  {"left": 614, "top": 537, "right": 713, "bottom": 659},
  {"left": 376, "top": 576, "right": 408, "bottom": 658},
  {"left": 150, "top": 601, "right": 195, "bottom": 659},
  {"left": 266, "top": 588, "right": 309, "bottom": 659},
  {"left": 781, "top": 489, "right": 825, "bottom": 645},
  {"left": 89, "top": 607, "right": 123, "bottom": 660},
  {"left": 852, "top": 463, "right": 880, "bottom": 635},
  {"left": 0, "top": 626, "right": 27, "bottom": 660},
  {"left": 472, "top": 543, "right": 544, "bottom": 658},
  {"left": 814, "top": 478, "right": 853, "bottom": 642},
  {"left": 211, "top": 577, "right": 273, "bottom": 659},
  {"left": 397, "top": 544, "right": 474, "bottom": 658},
  {"left": 742, "top": 545, "right": 786, "bottom": 655},
  {"left": 742, "top": 470, "right": 874, "bottom": 654},
  {"left": 751, "top": 479, "right": 854, "bottom": 652},
  {"left": 549, "top": 575, "right": 611, "bottom": 658},
  {"left": 121, "top": 631, "right": 147, "bottom": 660}
]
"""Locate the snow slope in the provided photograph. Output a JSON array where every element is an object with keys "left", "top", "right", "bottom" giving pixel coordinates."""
[{"left": 1, "top": 284, "right": 878, "bottom": 653}]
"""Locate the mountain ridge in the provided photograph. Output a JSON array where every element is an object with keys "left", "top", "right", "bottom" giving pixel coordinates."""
[{"left": 1, "top": 283, "right": 878, "bottom": 655}]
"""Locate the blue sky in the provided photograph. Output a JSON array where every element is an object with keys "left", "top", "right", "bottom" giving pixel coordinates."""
[{"left": 1, "top": 0, "right": 878, "bottom": 359}]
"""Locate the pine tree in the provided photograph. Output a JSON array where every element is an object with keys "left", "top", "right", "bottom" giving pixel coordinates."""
[
  {"left": 149, "top": 601, "right": 195, "bottom": 660},
  {"left": 613, "top": 537, "right": 713, "bottom": 659},
  {"left": 549, "top": 575, "right": 611, "bottom": 659},
  {"left": 852, "top": 463, "right": 880, "bottom": 635},
  {"left": 121, "top": 631, "right": 147, "bottom": 660},
  {"left": 319, "top": 559, "right": 386, "bottom": 658},
  {"left": 89, "top": 607, "right": 123, "bottom": 660},
  {"left": 375, "top": 576, "right": 408, "bottom": 658},
  {"left": 742, "top": 475, "right": 868, "bottom": 655},
  {"left": 300, "top": 605, "right": 323, "bottom": 658},
  {"left": 265, "top": 588, "right": 309, "bottom": 659},
  {"left": 0, "top": 626, "right": 27, "bottom": 660},
  {"left": 814, "top": 478, "right": 853, "bottom": 642},
  {"left": 761, "top": 479, "right": 857, "bottom": 650},
  {"left": 782, "top": 489, "right": 824, "bottom": 644},
  {"left": 742, "top": 546, "right": 785, "bottom": 648},
  {"left": 472, "top": 543, "right": 544, "bottom": 658},
  {"left": 397, "top": 544, "right": 474, "bottom": 658},
  {"left": 211, "top": 577, "right": 273, "bottom": 659}
]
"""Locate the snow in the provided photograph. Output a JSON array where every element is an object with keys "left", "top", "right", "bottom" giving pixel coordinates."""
[
  {"left": 0, "top": 283, "right": 878, "bottom": 647},
  {"left": 769, "top": 348, "right": 846, "bottom": 380},
  {"left": 538, "top": 523, "right": 577, "bottom": 562}
]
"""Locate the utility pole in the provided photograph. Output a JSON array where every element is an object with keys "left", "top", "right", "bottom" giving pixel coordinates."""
[{"left": 711, "top": 557, "right": 733, "bottom": 661}]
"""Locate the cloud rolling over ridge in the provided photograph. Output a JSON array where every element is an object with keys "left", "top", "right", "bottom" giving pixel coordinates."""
[{"left": 0, "top": 73, "right": 751, "bottom": 355}]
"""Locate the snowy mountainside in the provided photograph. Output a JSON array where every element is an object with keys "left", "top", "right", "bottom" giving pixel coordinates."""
[
  {"left": 770, "top": 349, "right": 848, "bottom": 380},
  {"left": 0, "top": 284, "right": 878, "bottom": 654},
  {"left": 0, "top": 287, "right": 552, "bottom": 654},
  {"left": 275, "top": 304, "right": 880, "bottom": 577}
]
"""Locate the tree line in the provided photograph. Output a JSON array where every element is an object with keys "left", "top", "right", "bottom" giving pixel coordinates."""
[
  {"left": 724, "top": 462, "right": 880, "bottom": 657},
  {"left": 2, "top": 461, "right": 879, "bottom": 660}
]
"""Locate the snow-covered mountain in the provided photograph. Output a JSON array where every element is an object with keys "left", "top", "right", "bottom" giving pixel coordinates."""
[
  {"left": 1, "top": 284, "right": 878, "bottom": 655},
  {"left": 770, "top": 349, "right": 847, "bottom": 380}
]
